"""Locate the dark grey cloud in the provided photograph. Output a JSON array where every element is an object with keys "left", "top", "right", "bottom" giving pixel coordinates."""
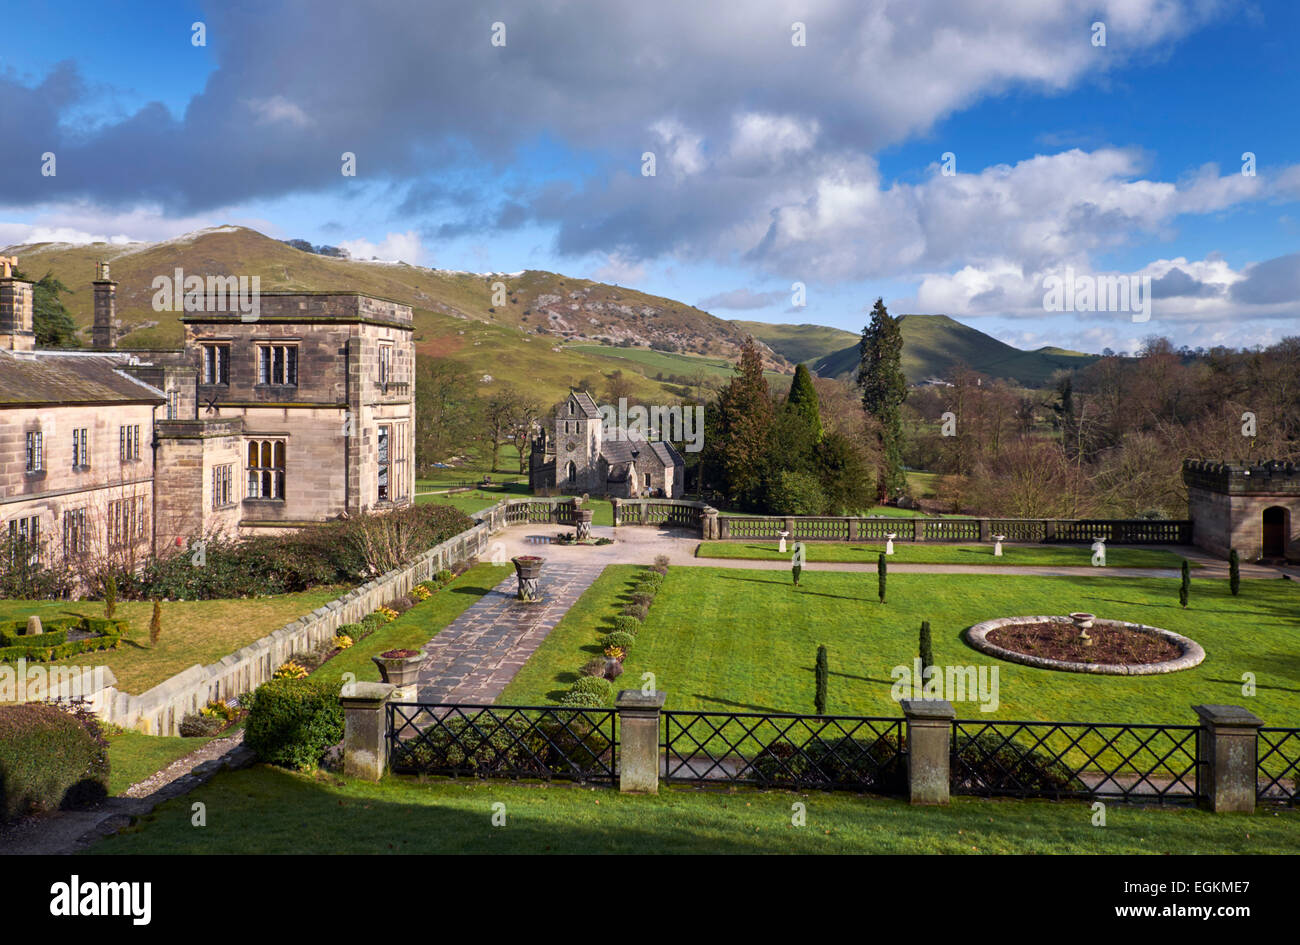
[
  {"left": 1151, "top": 266, "right": 1223, "bottom": 299},
  {"left": 1229, "top": 253, "right": 1300, "bottom": 305}
]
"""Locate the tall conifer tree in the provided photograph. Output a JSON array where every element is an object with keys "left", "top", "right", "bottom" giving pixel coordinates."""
[{"left": 858, "top": 298, "right": 908, "bottom": 501}]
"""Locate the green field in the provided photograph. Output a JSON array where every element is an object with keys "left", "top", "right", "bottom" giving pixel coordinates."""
[
  {"left": 695, "top": 542, "right": 1194, "bottom": 569},
  {"left": 0, "top": 588, "right": 348, "bottom": 695},
  {"left": 499, "top": 566, "right": 1300, "bottom": 727},
  {"left": 566, "top": 343, "right": 789, "bottom": 388},
  {"left": 90, "top": 765, "right": 1296, "bottom": 854}
]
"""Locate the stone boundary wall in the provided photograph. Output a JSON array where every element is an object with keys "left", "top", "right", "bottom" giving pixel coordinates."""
[{"left": 86, "top": 514, "right": 498, "bottom": 735}]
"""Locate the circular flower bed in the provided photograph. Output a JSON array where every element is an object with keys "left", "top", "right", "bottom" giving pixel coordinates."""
[{"left": 965, "top": 615, "right": 1205, "bottom": 675}]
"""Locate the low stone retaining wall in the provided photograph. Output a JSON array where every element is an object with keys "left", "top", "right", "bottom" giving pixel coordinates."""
[{"left": 81, "top": 518, "right": 498, "bottom": 735}]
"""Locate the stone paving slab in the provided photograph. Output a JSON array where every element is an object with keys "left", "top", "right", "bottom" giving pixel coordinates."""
[{"left": 416, "top": 562, "right": 603, "bottom": 703}]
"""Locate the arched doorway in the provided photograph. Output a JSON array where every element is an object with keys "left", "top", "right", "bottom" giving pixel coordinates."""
[
  {"left": 1262, "top": 506, "right": 1288, "bottom": 558},
  {"left": 566, "top": 460, "right": 576, "bottom": 485}
]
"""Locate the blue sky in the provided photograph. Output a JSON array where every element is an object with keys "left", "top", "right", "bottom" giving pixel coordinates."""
[{"left": 3, "top": 0, "right": 1298, "bottom": 354}]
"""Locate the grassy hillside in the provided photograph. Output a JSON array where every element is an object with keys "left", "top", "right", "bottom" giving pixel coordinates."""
[
  {"left": 813, "top": 314, "right": 1098, "bottom": 387},
  {"left": 2, "top": 226, "right": 787, "bottom": 403},
  {"left": 729, "top": 320, "right": 859, "bottom": 364},
  {"left": 565, "top": 343, "right": 791, "bottom": 389}
]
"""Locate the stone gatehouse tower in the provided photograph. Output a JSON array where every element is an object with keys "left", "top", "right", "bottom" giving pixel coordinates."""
[{"left": 1183, "top": 459, "right": 1299, "bottom": 562}]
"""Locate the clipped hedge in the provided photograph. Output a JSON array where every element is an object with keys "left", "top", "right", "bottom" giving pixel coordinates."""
[
  {"left": 611, "top": 615, "right": 642, "bottom": 637},
  {"left": 569, "top": 676, "right": 613, "bottom": 702},
  {"left": 598, "top": 631, "right": 636, "bottom": 653},
  {"left": 244, "top": 678, "right": 344, "bottom": 770},
  {"left": 0, "top": 616, "right": 127, "bottom": 665},
  {"left": 0, "top": 703, "right": 109, "bottom": 822}
]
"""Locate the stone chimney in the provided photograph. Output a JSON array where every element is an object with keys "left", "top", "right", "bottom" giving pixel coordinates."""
[
  {"left": 92, "top": 260, "right": 117, "bottom": 349},
  {"left": 0, "top": 255, "right": 35, "bottom": 352}
]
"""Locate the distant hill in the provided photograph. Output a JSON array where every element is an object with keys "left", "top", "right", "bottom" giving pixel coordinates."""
[
  {"left": 3, "top": 226, "right": 788, "bottom": 403},
  {"left": 742, "top": 314, "right": 1098, "bottom": 388},
  {"left": 729, "top": 321, "right": 859, "bottom": 365}
]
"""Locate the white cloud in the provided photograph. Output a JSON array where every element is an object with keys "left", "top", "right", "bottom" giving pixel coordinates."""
[
  {"left": 0, "top": 202, "right": 274, "bottom": 249},
  {"left": 588, "top": 252, "right": 646, "bottom": 285},
  {"left": 338, "top": 230, "right": 426, "bottom": 265},
  {"left": 244, "top": 95, "right": 314, "bottom": 128}
]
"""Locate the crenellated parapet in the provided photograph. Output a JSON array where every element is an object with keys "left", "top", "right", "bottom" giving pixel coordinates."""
[{"left": 1183, "top": 459, "right": 1300, "bottom": 496}]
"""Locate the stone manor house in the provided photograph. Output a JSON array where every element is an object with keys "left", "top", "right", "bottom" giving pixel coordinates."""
[
  {"left": 0, "top": 260, "right": 415, "bottom": 572},
  {"left": 530, "top": 390, "right": 685, "bottom": 498}
]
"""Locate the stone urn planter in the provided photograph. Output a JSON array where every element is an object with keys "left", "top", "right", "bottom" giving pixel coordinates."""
[
  {"left": 372, "top": 649, "right": 423, "bottom": 686},
  {"left": 1069, "top": 612, "right": 1096, "bottom": 646},
  {"left": 575, "top": 508, "right": 594, "bottom": 541},
  {"left": 512, "top": 555, "right": 544, "bottom": 602}
]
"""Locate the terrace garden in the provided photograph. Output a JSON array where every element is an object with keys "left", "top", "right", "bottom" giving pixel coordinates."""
[{"left": 499, "top": 566, "right": 1300, "bottom": 726}]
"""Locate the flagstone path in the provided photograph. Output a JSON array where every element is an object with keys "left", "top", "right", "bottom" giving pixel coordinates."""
[{"left": 415, "top": 562, "right": 603, "bottom": 703}]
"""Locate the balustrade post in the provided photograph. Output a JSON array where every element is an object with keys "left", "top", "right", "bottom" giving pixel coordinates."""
[
  {"left": 616, "top": 689, "right": 667, "bottom": 794},
  {"left": 979, "top": 519, "right": 991, "bottom": 542},
  {"left": 1193, "top": 704, "right": 1263, "bottom": 813},
  {"left": 611, "top": 497, "right": 621, "bottom": 527}
]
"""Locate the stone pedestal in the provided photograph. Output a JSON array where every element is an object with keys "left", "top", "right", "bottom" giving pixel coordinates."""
[
  {"left": 341, "top": 682, "right": 395, "bottom": 781},
  {"left": 575, "top": 508, "right": 593, "bottom": 541},
  {"left": 701, "top": 507, "right": 717, "bottom": 540},
  {"left": 901, "top": 699, "right": 955, "bottom": 805},
  {"left": 616, "top": 689, "right": 666, "bottom": 793},
  {"left": 1194, "top": 704, "right": 1263, "bottom": 813}
]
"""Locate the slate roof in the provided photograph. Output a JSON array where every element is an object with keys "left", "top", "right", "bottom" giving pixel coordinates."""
[
  {"left": 599, "top": 430, "right": 684, "bottom": 469},
  {"left": 570, "top": 390, "right": 600, "bottom": 419},
  {"left": 0, "top": 350, "right": 166, "bottom": 406}
]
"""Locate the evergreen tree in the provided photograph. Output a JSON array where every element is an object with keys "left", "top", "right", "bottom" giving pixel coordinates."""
[
  {"left": 878, "top": 553, "right": 887, "bottom": 604},
  {"left": 814, "top": 644, "right": 828, "bottom": 715},
  {"left": 13, "top": 269, "right": 80, "bottom": 348},
  {"left": 1228, "top": 549, "right": 1240, "bottom": 596},
  {"left": 919, "top": 620, "right": 933, "bottom": 672},
  {"left": 711, "top": 336, "right": 775, "bottom": 508},
  {"left": 104, "top": 574, "right": 117, "bottom": 619},
  {"left": 786, "top": 363, "right": 823, "bottom": 441},
  {"left": 1179, "top": 559, "right": 1190, "bottom": 608},
  {"left": 858, "top": 298, "right": 908, "bottom": 501}
]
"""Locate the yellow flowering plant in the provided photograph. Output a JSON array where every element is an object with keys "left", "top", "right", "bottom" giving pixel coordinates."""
[{"left": 273, "top": 660, "right": 309, "bottom": 680}]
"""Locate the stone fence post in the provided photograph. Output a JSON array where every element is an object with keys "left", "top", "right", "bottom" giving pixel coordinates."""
[
  {"left": 701, "top": 507, "right": 718, "bottom": 540},
  {"left": 901, "top": 699, "right": 955, "bottom": 805},
  {"left": 1193, "top": 704, "right": 1263, "bottom": 813},
  {"left": 616, "top": 689, "right": 666, "bottom": 793},
  {"left": 611, "top": 497, "right": 622, "bottom": 527},
  {"left": 341, "top": 682, "right": 395, "bottom": 781}
]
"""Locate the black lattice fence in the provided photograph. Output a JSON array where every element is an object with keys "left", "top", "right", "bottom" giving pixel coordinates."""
[
  {"left": 662, "top": 710, "right": 906, "bottom": 793},
  {"left": 1257, "top": 728, "right": 1300, "bottom": 805},
  {"left": 951, "top": 720, "right": 1199, "bottom": 802},
  {"left": 388, "top": 703, "right": 616, "bottom": 783}
]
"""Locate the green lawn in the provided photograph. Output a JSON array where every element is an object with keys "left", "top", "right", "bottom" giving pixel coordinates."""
[
  {"left": 312, "top": 563, "right": 510, "bottom": 687},
  {"left": 90, "top": 764, "right": 1298, "bottom": 854},
  {"left": 417, "top": 492, "right": 617, "bottom": 527},
  {"left": 105, "top": 731, "right": 212, "bottom": 796},
  {"left": 695, "top": 542, "right": 1195, "bottom": 569},
  {"left": 500, "top": 566, "right": 1300, "bottom": 728},
  {"left": 0, "top": 588, "right": 349, "bottom": 695}
]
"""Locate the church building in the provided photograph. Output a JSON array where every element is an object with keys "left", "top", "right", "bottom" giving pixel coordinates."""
[{"left": 530, "top": 390, "right": 685, "bottom": 498}]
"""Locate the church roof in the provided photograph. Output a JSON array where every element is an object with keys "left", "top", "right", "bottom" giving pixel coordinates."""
[
  {"left": 600, "top": 431, "right": 684, "bottom": 469},
  {"left": 570, "top": 390, "right": 600, "bottom": 418}
]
